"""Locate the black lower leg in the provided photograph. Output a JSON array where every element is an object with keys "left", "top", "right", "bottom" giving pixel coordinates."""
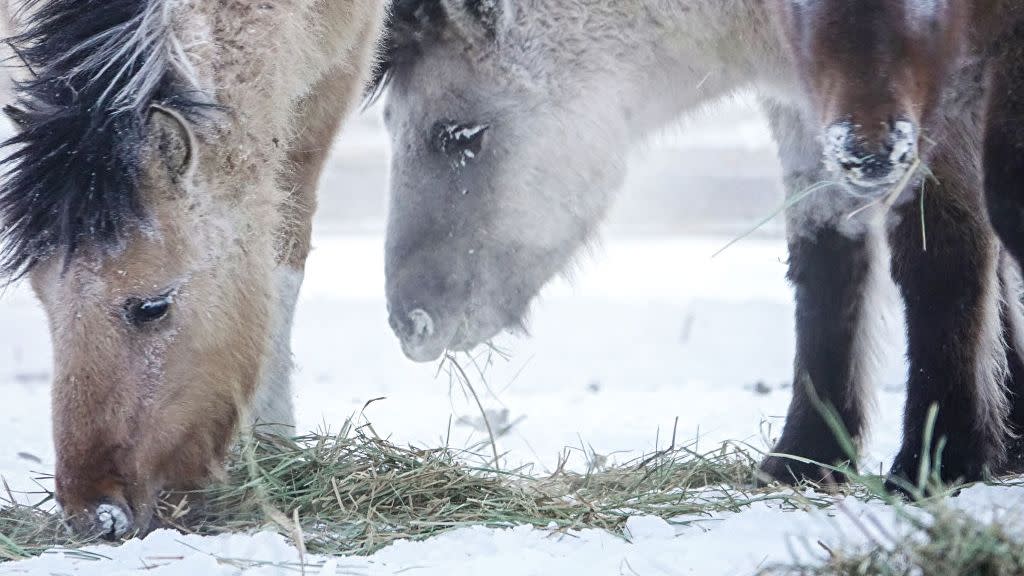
[
  {"left": 888, "top": 170, "right": 1007, "bottom": 488},
  {"left": 998, "top": 257, "right": 1024, "bottom": 471},
  {"left": 760, "top": 227, "right": 872, "bottom": 485},
  {"left": 985, "top": 32, "right": 1024, "bottom": 471}
]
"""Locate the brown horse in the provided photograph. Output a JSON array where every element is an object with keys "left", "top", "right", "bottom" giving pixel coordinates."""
[
  {"left": 0, "top": 0, "right": 383, "bottom": 539},
  {"left": 774, "top": 0, "right": 1024, "bottom": 488},
  {"left": 767, "top": 0, "right": 1010, "bottom": 488}
]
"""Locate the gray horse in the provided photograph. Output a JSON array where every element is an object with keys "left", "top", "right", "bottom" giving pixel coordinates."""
[{"left": 372, "top": 0, "right": 1023, "bottom": 489}]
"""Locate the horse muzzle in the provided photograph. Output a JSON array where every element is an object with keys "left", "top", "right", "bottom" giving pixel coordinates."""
[
  {"left": 825, "top": 119, "right": 918, "bottom": 196},
  {"left": 392, "top": 308, "right": 449, "bottom": 362},
  {"left": 62, "top": 497, "right": 136, "bottom": 541}
]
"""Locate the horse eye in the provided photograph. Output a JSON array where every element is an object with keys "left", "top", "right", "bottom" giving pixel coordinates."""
[
  {"left": 124, "top": 294, "right": 173, "bottom": 326},
  {"left": 434, "top": 121, "right": 490, "bottom": 162}
]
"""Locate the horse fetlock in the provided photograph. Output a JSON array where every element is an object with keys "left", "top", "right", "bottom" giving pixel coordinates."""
[
  {"left": 888, "top": 432, "right": 993, "bottom": 494},
  {"left": 759, "top": 454, "right": 849, "bottom": 487},
  {"left": 760, "top": 423, "right": 857, "bottom": 487},
  {"left": 999, "top": 437, "right": 1024, "bottom": 475}
]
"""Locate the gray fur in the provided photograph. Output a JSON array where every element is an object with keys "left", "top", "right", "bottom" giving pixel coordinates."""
[
  {"left": 381, "top": 0, "right": 1024, "bottom": 486},
  {"left": 381, "top": 0, "right": 870, "bottom": 360}
]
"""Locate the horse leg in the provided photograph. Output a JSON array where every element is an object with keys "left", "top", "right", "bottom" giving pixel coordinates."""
[
  {"left": 250, "top": 63, "right": 369, "bottom": 430},
  {"left": 983, "top": 30, "right": 1024, "bottom": 470},
  {"left": 998, "top": 252, "right": 1024, "bottom": 471},
  {"left": 759, "top": 101, "right": 882, "bottom": 484},
  {"left": 985, "top": 22, "right": 1024, "bottom": 265},
  {"left": 887, "top": 134, "right": 1010, "bottom": 487}
]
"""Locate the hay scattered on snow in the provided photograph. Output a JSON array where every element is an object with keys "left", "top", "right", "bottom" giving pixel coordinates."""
[
  {"left": 1, "top": 419, "right": 797, "bottom": 560},
  {"left": 5, "top": 420, "right": 1021, "bottom": 573},
  {"left": 762, "top": 503, "right": 1024, "bottom": 575},
  {"left": 162, "top": 421, "right": 777, "bottom": 556}
]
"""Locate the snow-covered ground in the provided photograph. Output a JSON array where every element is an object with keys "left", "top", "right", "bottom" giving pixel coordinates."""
[
  {"left": 3, "top": 102, "right": 1020, "bottom": 575},
  {"left": 10, "top": 486, "right": 1024, "bottom": 576}
]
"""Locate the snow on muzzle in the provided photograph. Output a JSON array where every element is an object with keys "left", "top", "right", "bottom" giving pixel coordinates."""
[
  {"left": 63, "top": 498, "right": 136, "bottom": 541},
  {"left": 825, "top": 119, "right": 919, "bottom": 196}
]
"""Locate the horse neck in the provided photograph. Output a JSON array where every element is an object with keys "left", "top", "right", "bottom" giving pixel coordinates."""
[
  {"left": 523, "top": 0, "right": 791, "bottom": 141},
  {"left": 634, "top": 0, "right": 792, "bottom": 134}
]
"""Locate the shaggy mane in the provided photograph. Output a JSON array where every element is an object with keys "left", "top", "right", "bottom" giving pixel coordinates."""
[
  {"left": 367, "top": 0, "right": 500, "bottom": 105},
  {"left": 0, "top": 0, "right": 201, "bottom": 277},
  {"left": 366, "top": 0, "right": 445, "bottom": 105}
]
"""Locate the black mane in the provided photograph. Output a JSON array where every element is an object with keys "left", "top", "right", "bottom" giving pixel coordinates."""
[
  {"left": 0, "top": 0, "right": 197, "bottom": 277},
  {"left": 366, "top": 0, "right": 446, "bottom": 105},
  {"left": 366, "top": 0, "right": 500, "bottom": 106}
]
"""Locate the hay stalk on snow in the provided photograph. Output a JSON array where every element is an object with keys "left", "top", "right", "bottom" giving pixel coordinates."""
[
  {"left": 3, "top": 400, "right": 1008, "bottom": 570},
  {"left": 0, "top": 419, "right": 811, "bottom": 560}
]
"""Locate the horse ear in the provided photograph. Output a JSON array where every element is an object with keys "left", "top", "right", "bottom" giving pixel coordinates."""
[
  {"left": 148, "top": 104, "right": 198, "bottom": 180},
  {"left": 3, "top": 104, "right": 29, "bottom": 132},
  {"left": 441, "top": 0, "right": 509, "bottom": 40}
]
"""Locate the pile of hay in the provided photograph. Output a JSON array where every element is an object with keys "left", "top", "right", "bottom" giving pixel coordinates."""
[
  {"left": 1, "top": 420, "right": 779, "bottom": 560},
  {"left": 6, "top": 419, "right": 1020, "bottom": 576}
]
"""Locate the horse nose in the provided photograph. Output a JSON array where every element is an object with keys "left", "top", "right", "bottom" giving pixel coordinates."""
[
  {"left": 826, "top": 120, "right": 918, "bottom": 192},
  {"left": 95, "top": 502, "right": 134, "bottom": 540},
  {"left": 64, "top": 499, "right": 135, "bottom": 541},
  {"left": 390, "top": 308, "right": 446, "bottom": 362},
  {"left": 407, "top": 309, "right": 435, "bottom": 340}
]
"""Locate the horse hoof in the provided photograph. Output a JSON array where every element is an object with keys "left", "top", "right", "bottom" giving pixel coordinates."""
[{"left": 758, "top": 456, "right": 849, "bottom": 488}]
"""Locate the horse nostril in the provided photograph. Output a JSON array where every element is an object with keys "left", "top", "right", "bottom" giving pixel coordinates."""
[
  {"left": 826, "top": 118, "right": 918, "bottom": 189},
  {"left": 65, "top": 500, "right": 135, "bottom": 541},
  {"left": 407, "top": 309, "right": 435, "bottom": 341},
  {"left": 392, "top": 308, "right": 446, "bottom": 363},
  {"left": 95, "top": 502, "right": 133, "bottom": 541},
  {"left": 839, "top": 158, "right": 863, "bottom": 172},
  {"left": 888, "top": 120, "right": 918, "bottom": 168}
]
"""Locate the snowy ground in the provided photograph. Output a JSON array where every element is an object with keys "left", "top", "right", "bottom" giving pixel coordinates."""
[
  {"left": 9, "top": 486, "right": 1024, "bottom": 576},
  {"left": 3, "top": 102, "right": 1021, "bottom": 575}
]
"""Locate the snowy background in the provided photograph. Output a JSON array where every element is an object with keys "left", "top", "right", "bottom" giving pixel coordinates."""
[{"left": 5, "top": 98, "right": 1022, "bottom": 575}]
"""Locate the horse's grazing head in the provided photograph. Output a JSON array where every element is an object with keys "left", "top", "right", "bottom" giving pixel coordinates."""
[
  {"left": 374, "top": 0, "right": 626, "bottom": 362},
  {"left": 2, "top": 1, "right": 280, "bottom": 539},
  {"left": 773, "top": 0, "right": 968, "bottom": 194}
]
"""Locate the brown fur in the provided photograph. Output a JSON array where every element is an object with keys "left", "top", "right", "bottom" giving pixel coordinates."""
[
  {"left": 772, "top": 0, "right": 968, "bottom": 144},
  {"left": 280, "top": 25, "right": 380, "bottom": 271},
  {"left": 758, "top": 0, "right": 1024, "bottom": 489},
  {"left": 13, "top": 0, "right": 384, "bottom": 536}
]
